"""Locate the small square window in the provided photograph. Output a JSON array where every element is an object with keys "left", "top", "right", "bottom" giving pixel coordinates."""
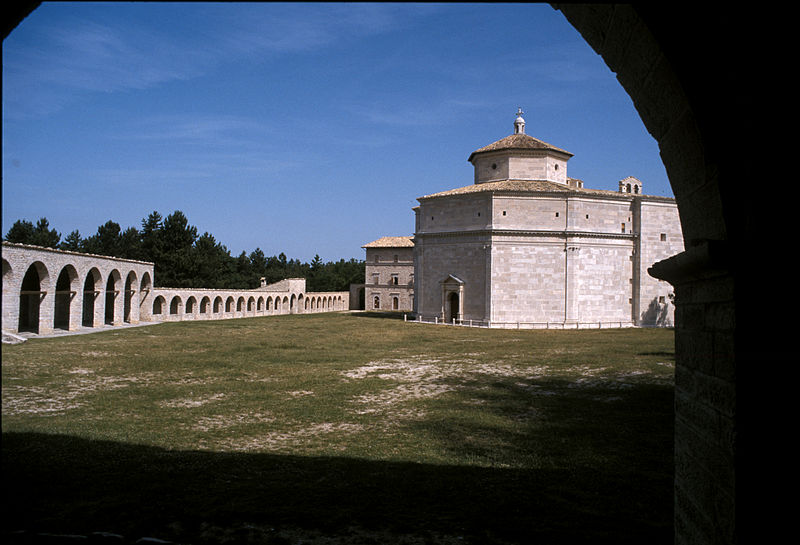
[
  {"left": 555, "top": 212, "right": 559, "bottom": 217},
  {"left": 660, "top": 233, "right": 667, "bottom": 241},
  {"left": 502, "top": 211, "right": 507, "bottom": 216}
]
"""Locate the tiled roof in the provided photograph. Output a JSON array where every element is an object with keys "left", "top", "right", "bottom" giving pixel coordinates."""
[
  {"left": 362, "top": 236, "right": 415, "bottom": 248},
  {"left": 419, "top": 179, "right": 572, "bottom": 199},
  {"left": 468, "top": 133, "right": 573, "bottom": 162},
  {"left": 417, "top": 179, "right": 660, "bottom": 200}
]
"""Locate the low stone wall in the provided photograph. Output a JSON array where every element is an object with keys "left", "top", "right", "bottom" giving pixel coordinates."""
[{"left": 150, "top": 287, "right": 348, "bottom": 321}]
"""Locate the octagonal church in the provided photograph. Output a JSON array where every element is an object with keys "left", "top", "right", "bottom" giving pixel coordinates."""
[{"left": 412, "top": 110, "right": 683, "bottom": 328}]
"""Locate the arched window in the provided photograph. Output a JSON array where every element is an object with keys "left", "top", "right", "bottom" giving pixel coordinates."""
[{"left": 153, "top": 296, "right": 166, "bottom": 315}]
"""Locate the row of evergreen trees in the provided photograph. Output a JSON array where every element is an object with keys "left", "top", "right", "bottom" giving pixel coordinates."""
[{"left": 4, "top": 211, "right": 364, "bottom": 291}]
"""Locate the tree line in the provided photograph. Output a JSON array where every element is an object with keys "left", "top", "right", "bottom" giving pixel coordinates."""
[{"left": 3, "top": 211, "right": 365, "bottom": 291}]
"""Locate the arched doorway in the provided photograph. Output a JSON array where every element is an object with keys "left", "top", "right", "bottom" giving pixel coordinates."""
[
  {"left": 104, "top": 271, "right": 121, "bottom": 325},
  {"left": 83, "top": 268, "right": 101, "bottom": 327},
  {"left": 19, "top": 263, "right": 46, "bottom": 333},
  {"left": 139, "top": 272, "right": 152, "bottom": 321},
  {"left": 54, "top": 265, "right": 78, "bottom": 330},
  {"left": 124, "top": 271, "right": 137, "bottom": 323}
]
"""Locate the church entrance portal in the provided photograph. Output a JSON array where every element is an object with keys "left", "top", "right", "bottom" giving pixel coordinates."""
[
  {"left": 440, "top": 274, "right": 464, "bottom": 324},
  {"left": 448, "top": 292, "right": 459, "bottom": 323}
]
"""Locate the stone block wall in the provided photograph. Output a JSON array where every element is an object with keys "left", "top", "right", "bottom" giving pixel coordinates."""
[
  {"left": 636, "top": 199, "right": 684, "bottom": 325},
  {"left": 416, "top": 194, "right": 491, "bottom": 234},
  {"left": 413, "top": 234, "right": 489, "bottom": 321},
  {"left": 573, "top": 239, "right": 634, "bottom": 324},
  {"left": 490, "top": 238, "right": 566, "bottom": 324}
]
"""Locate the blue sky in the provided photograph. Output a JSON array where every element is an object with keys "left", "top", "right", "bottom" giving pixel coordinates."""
[{"left": 3, "top": 2, "right": 672, "bottom": 262}]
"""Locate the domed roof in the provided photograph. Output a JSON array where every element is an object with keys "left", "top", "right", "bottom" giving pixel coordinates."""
[{"left": 468, "top": 133, "right": 573, "bottom": 163}]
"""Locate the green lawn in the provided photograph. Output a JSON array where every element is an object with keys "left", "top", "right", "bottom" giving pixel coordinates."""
[{"left": 2, "top": 312, "right": 675, "bottom": 544}]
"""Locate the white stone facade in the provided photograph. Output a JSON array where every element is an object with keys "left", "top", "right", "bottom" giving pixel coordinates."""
[
  {"left": 412, "top": 113, "right": 683, "bottom": 328},
  {"left": 2, "top": 242, "right": 349, "bottom": 337}
]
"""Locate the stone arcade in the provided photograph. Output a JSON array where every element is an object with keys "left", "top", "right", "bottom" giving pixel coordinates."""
[
  {"left": 411, "top": 110, "right": 683, "bottom": 328},
  {"left": 2, "top": 241, "right": 349, "bottom": 338}
]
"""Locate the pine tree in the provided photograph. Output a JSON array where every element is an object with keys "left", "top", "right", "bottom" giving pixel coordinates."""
[
  {"left": 83, "top": 220, "right": 122, "bottom": 257},
  {"left": 30, "top": 218, "right": 61, "bottom": 247},
  {"left": 4, "top": 219, "right": 35, "bottom": 244},
  {"left": 59, "top": 230, "right": 84, "bottom": 252}
]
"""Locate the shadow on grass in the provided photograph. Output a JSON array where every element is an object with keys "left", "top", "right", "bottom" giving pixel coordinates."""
[
  {"left": 348, "top": 311, "right": 408, "bottom": 321},
  {"left": 2, "top": 379, "right": 673, "bottom": 545},
  {"left": 637, "top": 351, "right": 675, "bottom": 358}
]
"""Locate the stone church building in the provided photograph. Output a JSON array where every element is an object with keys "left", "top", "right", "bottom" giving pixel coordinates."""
[{"left": 412, "top": 110, "right": 683, "bottom": 328}]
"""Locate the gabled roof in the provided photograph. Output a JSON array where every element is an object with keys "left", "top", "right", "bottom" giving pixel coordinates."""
[
  {"left": 362, "top": 236, "right": 415, "bottom": 248},
  {"left": 440, "top": 274, "right": 464, "bottom": 285},
  {"left": 468, "top": 133, "right": 573, "bottom": 162}
]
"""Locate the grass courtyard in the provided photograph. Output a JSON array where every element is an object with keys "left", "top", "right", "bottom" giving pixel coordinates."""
[{"left": 2, "top": 312, "right": 675, "bottom": 544}]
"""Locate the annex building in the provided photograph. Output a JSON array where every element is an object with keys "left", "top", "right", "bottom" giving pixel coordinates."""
[
  {"left": 411, "top": 110, "right": 683, "bottom": 328},
  {"left": 361, "top": 236, "right": 415, "bottom": 312}
]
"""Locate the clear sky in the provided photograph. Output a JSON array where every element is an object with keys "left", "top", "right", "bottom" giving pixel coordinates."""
[{"left": 2, "top": 2, "right": 672, "bottom": 262}]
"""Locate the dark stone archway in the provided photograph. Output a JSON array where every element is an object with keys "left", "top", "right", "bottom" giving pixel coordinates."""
[
  {"left": 4, "top": 4, "right": 789, "bottom": 543},
  {"left": 554, "top": 5, "right": 788, "bottom": 544}
]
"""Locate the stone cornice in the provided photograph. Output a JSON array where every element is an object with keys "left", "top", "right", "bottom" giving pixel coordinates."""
[
  {"left": 414, "top": 228, "right": 637, "bottom": 240},
  {"left": 2, "top": 240, "right": 154, "bottom": 266}
]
